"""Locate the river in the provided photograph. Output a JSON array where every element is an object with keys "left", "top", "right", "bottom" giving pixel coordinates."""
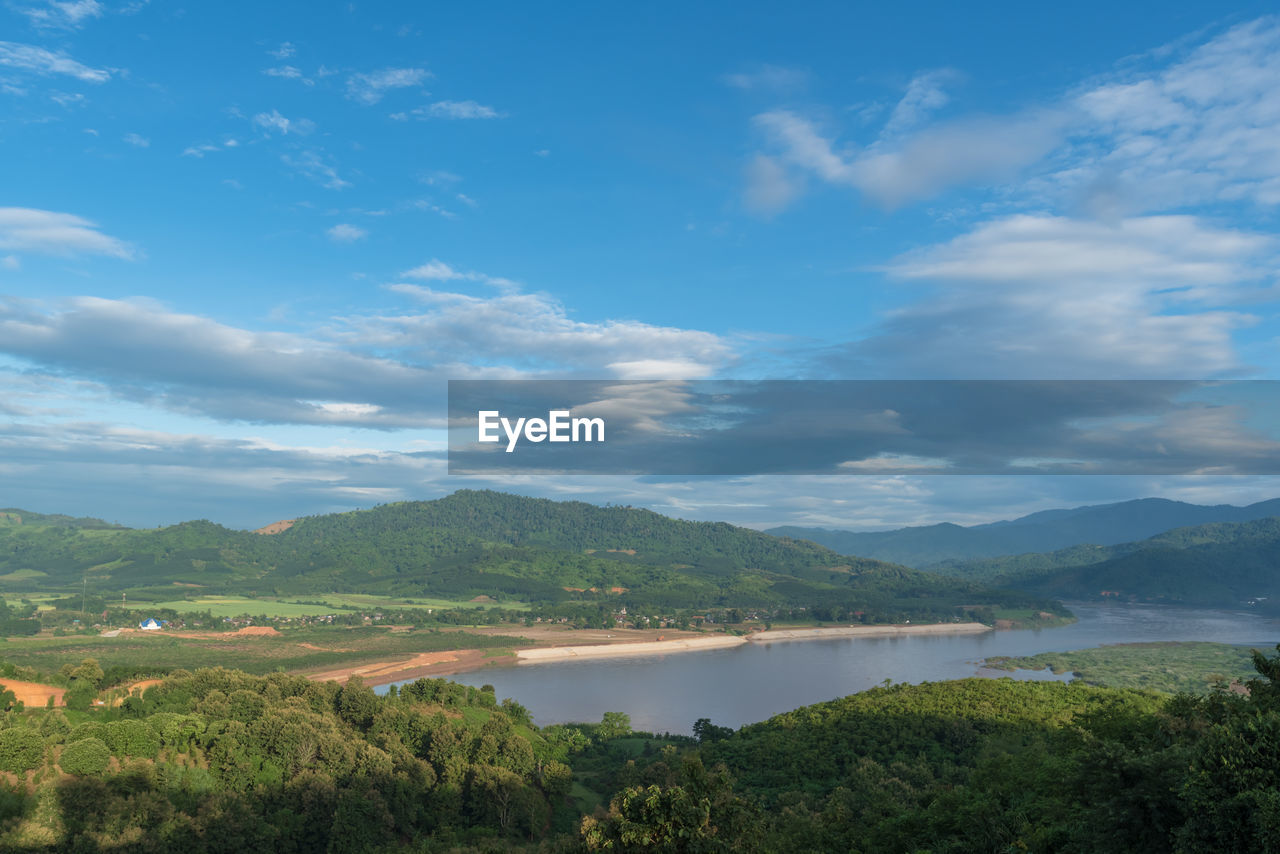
[{"left": 388, "top": 602, "right": 1280, "bottom": 735}]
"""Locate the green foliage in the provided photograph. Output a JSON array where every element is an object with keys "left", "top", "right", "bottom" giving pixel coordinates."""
[
  {"left": 0, "top": 490, "right": 1052, "bottom": 620},
  {"left": 104, "top": 719, "right": 160, "bottom": 758},
  {"left": 597, "top": 711, "right": 632, "bottom": 741},
  {"left": 581, "top": 757, "right": 761, "bottom": 853},
  {"left": 59, "top": 737, "right": 110, "bottom": 775},
  {"left": 0, "top": 726, "right": 43, "bottom": 773},
  {"left": 938, "top": 515, "right": 1280, "bottom": 606},
  {"left": 986, "top": 641, "right": 1259, "bottom": 693}
]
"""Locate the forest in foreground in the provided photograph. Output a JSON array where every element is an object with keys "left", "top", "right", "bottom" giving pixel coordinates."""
[{"left": 0, "top": 647, "right": 1278, "bottom": 852}]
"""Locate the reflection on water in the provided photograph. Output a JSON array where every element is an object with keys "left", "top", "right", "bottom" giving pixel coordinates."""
[{"left": 384, "top": 603, "right": 1280, "bottom": 735}]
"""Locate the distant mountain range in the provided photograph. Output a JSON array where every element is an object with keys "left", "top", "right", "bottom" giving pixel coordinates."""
[
  {"left": 931, "top": 515, "right": 1280, "bottom": 609},
  {"left": 0, "top": 491, "right": 1050, "bottom": 620},
  {"left": 767, "top": 497, "right": 1280, "bottom": 567}
]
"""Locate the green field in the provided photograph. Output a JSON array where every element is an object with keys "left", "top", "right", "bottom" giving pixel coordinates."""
[
  {"left": 986, "top": 641, "right": 1262, "bottom": 694},
  {"left": 145, "top": 596, "right": 339, "bottom": 617},
  {"left": 0, "top": 624, "right": 528, "bottom": 678},
  {"left": 0, "top": 569, "right": 47, "bottom": 583},
  {"left": 306, "top": 593, "right": 530, "bottom": 612},
  {"left": 135, "top": 593, "right": 529, "bottom": 617}
]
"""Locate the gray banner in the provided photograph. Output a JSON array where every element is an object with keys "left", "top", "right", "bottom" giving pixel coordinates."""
[{"left": 448, "top": 380, "right": 1280, "bottom": 475}]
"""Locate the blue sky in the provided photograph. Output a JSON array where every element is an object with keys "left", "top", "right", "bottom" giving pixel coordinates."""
[{"left": 4, "top": 1, "right": 1280, "bottom": 530}]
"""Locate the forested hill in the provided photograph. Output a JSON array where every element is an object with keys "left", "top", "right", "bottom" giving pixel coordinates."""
[
  {"left": 0, "top": 491, "right": 1055, "bottom": 620},
  {"left": 767, "top": 496, "right": 1280, "bottom": 566},
  {"left": 933, "top": 515, "right": 1280, "bottom": 608},
  {"left": 0, "top": 508, "right": 121, "bottom": 530}
]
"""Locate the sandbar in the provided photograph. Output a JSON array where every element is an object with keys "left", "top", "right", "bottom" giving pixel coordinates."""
[
  {"left": 517, "top": 635, "right": 747, "bottom": 663},
  {"left": 748, "top": 622, "right": 992, "bottom": 642}
]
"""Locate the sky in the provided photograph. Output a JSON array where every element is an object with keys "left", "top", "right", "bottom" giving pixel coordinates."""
[{"left": 4, "top": 1, "right": 1280, "bottom": 530}]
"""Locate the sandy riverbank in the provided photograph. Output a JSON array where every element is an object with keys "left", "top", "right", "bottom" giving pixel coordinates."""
[
  {"left": 302, "top": 649, "right": 493, "bottom": 686},
  {"left": 517, "top": 635, "right": 747, "bottom": 663},
  {"left": 748, "top": 622, "right": 992, "bottom": 642},
  {"left": 298, "top": 622, "right": 994, "bottom": 686}
]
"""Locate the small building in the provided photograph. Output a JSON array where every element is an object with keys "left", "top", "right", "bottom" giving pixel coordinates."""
[{"left": 139, "top": 618, "right": 162, "bottom": 631}]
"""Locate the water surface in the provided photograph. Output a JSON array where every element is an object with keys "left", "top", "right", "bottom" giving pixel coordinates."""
[{"left": 389, "top": 603, "right": 1280, "bottom": 735}]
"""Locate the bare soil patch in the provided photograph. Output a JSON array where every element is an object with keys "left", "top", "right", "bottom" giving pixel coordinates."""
[
  {"left": 233, "top": 626, "right": 281, "bottom": 636},
  {"left": 253, "top": 519, "right": 297, "bottom": 535},
  {"left": 0, "top": 679, "right": 64, "bottom": 707}
]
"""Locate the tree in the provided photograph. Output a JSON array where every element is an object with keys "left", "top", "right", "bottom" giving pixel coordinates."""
[
  {"left": 693, "top": 718, "right": 734, "bottom": 744},
  {"left": 59, "top": 737, "right": 109, "bottom": 776},
  {"left": 598, "top": 711, "right": 631, "bottom": 740}
]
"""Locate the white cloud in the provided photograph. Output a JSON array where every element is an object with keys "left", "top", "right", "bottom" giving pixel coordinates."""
[
  {"left": 378, "top": 284, "right": 733, "bottom": 378},
  {"left": 281, "top": 151, "right": 350, "bottom": 189},
  {"left": 743, "top": 154, "right": 802, "bottom": 216},
  {"left": 345, "top": 67, "right": 430, "bottom": 104},
  {"left": 891, "top": 214, "right": 1271, "bottom": 293},
  {"left": 400, "top": 259, "right": 512, "bottom": 288},
  {"left": 0, "top": 287, "right": 734, "bottom": 429},
  {"left": 182, "top": 143, "right": 220, "bottom": 158},
  {"left": 1061, "top": 17, "right": 1280, "bottom": 212},
  {"left": 853, "top": 214, "right": 1274, "bottom": 377},
  {"left": 326, "top": 223, "right": 367, "bottom": 243},
  {"left": 268, "top": 42, "right": 296, "bottom": 59},
  {"left": 0, "top": 41, "right": 109, "bottom": 82},
  {"left": 408, "top": 100, "right": 503, "bottom": 120},
  {"left": 1, "top": 255, "right": 18, "bottom": 270},
  {"left": 263, "top": 66, "right": 313, "bottom": 85},
  {"left": 122, "top": 132, "right": 149, "bottom": 147},
  {"left": 881, "top": 69, "right": 955, "bottom": 137},
  {"left": 252, "top": 109, "right": 314, "bottom": 135},
  {"left": 432, "top": 100, "right": 501, "bottom": 119},
  {"left": 49, "top": 91, "right": 85, "bottom": 107},
  {"left": 753, "top": 108, "right": 1067, "bottom": 209},
  {"left": 0, "top": 297, "right": 436, "bottom": 427},
  {"left": 0, "top": 208, "right": 134, "bottom": 259},
  {"left": 18, "top": 0, "right": 103, "bottom": 29},
  {"left": 722, "top": 65, "right": 807, "bottom": 92},
  {"left": 745, "top": 17, "right": 1280, "bottom": 214}
]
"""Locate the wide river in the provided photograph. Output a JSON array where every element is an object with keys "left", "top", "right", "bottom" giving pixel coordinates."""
[{"left": 392, "top": 603, "right": 1280, "bottom": 735}]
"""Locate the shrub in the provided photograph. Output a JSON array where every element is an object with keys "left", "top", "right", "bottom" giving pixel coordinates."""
[
  {"left": 104, "top": 719, "right": 160, "bottom": 758},
  {"left": 0, "top": 727, "right": 43, "bottom": 773},
  {"left": 60, "top": 738, "right": 110, "bottom": 776},
  {"left": 68, "top": 721, "right": 107, "bottom": 743}
]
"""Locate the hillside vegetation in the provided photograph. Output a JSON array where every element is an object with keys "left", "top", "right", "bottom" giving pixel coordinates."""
[
  {"left": 5, "top": 651, "right": 1280, "bottom": 851},
  {"left": 934, "top": 515, "right": 1280, "bottom": 608},
  {"left": 0, "top": 491, "right": 1058, "bottom": 624}
]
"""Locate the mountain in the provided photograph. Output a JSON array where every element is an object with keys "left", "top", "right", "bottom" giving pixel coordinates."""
[
  {"left": 0, "top": 508, "right": 121, "bottom": 530},
  {"left": 935, "top": 515, "right": 1280, "bottom": 608},
  {"left": 0, "top": 491, "right": 1054, "bottom": 620},
  {"left": 767, "top": 497, "right": 1280, "bottom": 566}
]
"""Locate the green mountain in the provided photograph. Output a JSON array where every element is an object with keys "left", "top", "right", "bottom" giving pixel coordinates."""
[
  {"left": 767, "top": 496, "right": 1280, "bottom": 566},
  {"left": 935, "top": 515, "right": 1280, "bottom": 608},
  {"left": 0, "top": 490, "right": 1052, "bottom": 620},
  {"left": 0, "top": 508, "right": 121, "bottom": 530}
]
